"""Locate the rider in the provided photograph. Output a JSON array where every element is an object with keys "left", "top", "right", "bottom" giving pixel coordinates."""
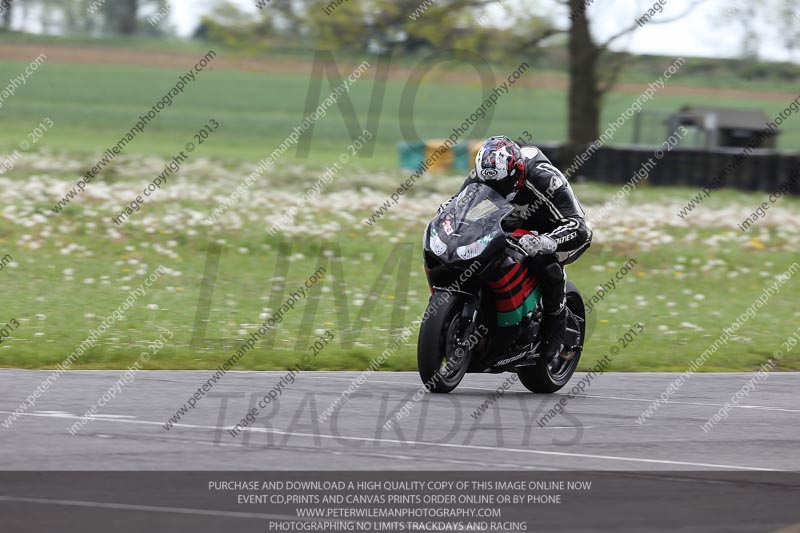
[{"left": 445, "top": 135, "right": 592, "bottom": 361}]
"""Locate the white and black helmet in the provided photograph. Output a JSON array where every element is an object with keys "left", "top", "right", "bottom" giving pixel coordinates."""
[{"left": 474, "top": 135, "right": 525, "bottom": 190}]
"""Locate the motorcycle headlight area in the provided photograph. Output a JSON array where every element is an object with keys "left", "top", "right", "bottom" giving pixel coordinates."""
[
  {"left": 456, "top": 235, "right": 492, "bottom": 260},
  {"left": 429, "top": 230, "right": 448, "bottom": 256}
]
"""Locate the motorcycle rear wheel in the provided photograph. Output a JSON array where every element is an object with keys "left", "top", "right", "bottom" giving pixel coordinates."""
[{"left": 517, "top": 280, "right": 585, "bottom": 393}]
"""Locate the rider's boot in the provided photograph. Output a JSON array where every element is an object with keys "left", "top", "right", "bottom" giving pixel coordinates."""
[{"left": 541, "top": 306, "right": 567, "bottom": 362}]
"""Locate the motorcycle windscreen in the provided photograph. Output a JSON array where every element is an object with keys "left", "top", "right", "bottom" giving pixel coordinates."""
[{"left": 426, "top": 183, "right": 513, "bottom": 265}]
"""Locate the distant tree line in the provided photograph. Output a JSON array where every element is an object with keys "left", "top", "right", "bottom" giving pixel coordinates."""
[{"left": 0, "top": 0, "right": 171, "bottom": 36}]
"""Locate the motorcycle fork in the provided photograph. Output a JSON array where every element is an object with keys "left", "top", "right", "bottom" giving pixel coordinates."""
[{"left": 458, "top": 288, "right": 480, "bottom": 343}]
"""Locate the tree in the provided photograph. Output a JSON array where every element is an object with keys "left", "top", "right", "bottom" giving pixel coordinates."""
[
  {"left": 195, "top": 1, "right": 275, "bottom": 51},
  {"left": 103, "top": 0, "right": 139, "bottom": 35},
  {"left": 1, "top": 0, "right": 12, "bottom": 31},
  {"left": 303, "top": 0, "right": 703, "bottom": 158},
  {"left": 30, "top": 0, "right": 99, "bottom": 35},
  {"left": 292, "top": 0, "right": 544, "bottom": 56},
  {"left": 198, "top": 0, "right": 707, "bottom": 160},
  {"left": 23, "top": 0, "right": 166, "bottom": 36},
  {"left": 771, "top": 0, "right": 800, "bottom": 61},
  {"left": 719, "top": 0, "right": 761, "bottom": 59},
  {"left": 556, "top": 0, "right": 706, "bottom": 159},
  {"left": 564, "top": 0, "right": 601, "bottom": 151}
]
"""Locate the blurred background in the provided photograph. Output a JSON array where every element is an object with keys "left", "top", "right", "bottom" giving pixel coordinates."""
[{"left": 0, "top": 0, "right": 798, "bottom": 373}]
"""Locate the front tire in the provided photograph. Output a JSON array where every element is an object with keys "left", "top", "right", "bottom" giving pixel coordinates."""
[
  {"left": 517, "top": 280, "right": 585, "bottom": 393},
  {"left": 417, "top": 291, "right": 471, "bottom": 393}
]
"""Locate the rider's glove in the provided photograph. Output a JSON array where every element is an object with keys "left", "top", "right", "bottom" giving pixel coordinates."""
[{"left": 519, "top": 234, "right": 557, "bottom": 257}]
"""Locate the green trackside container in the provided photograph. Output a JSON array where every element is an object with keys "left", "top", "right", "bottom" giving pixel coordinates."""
[
  {"left": 398, "top": 141, "right": 427, "bottom": 170},
  {"left": 398, "top": 140, "right": 478, "bottom": 172},
  {"left": 452, "top": 142, "right": 473, "bottom": 171}
]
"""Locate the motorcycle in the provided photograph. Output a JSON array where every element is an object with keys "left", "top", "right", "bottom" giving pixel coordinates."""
[{"left": 418, "top": 181, "right": 586, "bottom": 393}]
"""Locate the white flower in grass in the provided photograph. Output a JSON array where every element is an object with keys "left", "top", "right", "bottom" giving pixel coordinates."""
[
  {"left": 35, "top": 332, "right": 44, "bottom": 338},
  {"left": 146, "top": 303, "right": 159, "bottom": 310},
  {"left": 83, "top": 278, "right": 95, "bottom": 284},
  {"left": 84, "top": 313, "right": 95, "bottom": 319},
  {"left": 693, "top": 294, "right": 705, "bottom": 300},
  {"left": 666, "top": 302, "right": 676, "bottom": 307},
  {"left": 35, "top": 314, "right": 47, "bottom": 320},
  {"left": 657, "top": 325, "right": 670, "bottom": 331}
]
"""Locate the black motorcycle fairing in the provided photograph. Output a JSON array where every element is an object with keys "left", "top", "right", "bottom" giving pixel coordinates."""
[{"left": 423, "top": 182, "right": 515, "bottom": 269}]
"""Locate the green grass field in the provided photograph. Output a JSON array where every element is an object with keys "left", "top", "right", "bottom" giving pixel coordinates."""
[
  {"left": 0, "top": 150, "right": 798, "bottom": 373},
  {"left": 0, "top": 53, "right": 798, "bottom": 170},
  {"left": 0, "top": 45, "right": 798, "bottom": 373}
]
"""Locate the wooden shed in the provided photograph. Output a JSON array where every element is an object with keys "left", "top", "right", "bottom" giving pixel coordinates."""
[{"left": 666, "top": 106, "right": 780, "bottom": 149}]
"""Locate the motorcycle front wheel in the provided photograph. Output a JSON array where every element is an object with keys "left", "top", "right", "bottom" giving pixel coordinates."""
[{"left": 416, "top": 291, "right": 472, "bottom": 393}]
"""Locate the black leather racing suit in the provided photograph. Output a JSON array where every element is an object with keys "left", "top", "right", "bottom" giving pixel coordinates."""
[{"left": 456, "top": 146, "right": 592, "bottom": 320}]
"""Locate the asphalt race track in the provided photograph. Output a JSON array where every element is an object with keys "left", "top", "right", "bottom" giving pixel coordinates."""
[
  {"left": 1, "top": 369, "right": 798, "bottom": 471},
  {"left": 1, "top": 370, "right": 799, "bottom": 532}
]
